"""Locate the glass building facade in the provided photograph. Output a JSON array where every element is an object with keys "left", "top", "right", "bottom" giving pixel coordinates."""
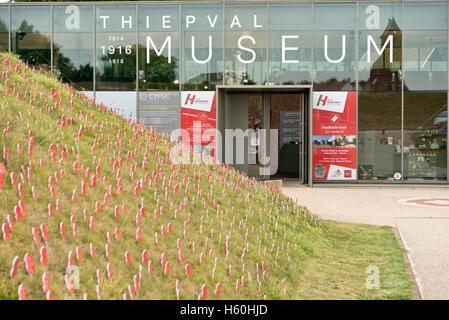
[{"left": 1, "top": 1, "right": 448, "bottom": 183}]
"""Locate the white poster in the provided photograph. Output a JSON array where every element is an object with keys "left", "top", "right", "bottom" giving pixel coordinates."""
[
  {"left": 313, "top": 91, "right": 348, "bottom": 114},
  {"left": 181, "top": 91, "right": 215, "bottom": 112},
  {"left": 327, "top": 164, "right": 357, "bottom": 180}
]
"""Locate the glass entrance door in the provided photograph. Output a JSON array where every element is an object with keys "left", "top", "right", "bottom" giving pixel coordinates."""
[
  {"left": 247, "top": 95, "right": 266, "bottom": 179},
  {"left": 270, "top": 93, "right": 304, "bottom": 181},
  {"left": 219, "top": 89, "right": 309, "bottom": 183}
]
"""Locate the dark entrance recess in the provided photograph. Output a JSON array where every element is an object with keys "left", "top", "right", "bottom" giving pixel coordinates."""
[{"left": 216, "top": 86, "right": 311, "bottom": 185}]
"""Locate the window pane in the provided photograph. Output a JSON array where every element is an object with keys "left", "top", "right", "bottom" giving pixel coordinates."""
[
  {"left": 404, "top": 2, "right": 448, "bottom": 30},
  {"left": 403, "top": 2, "right": 448, "bottom": 181},
  {"left": 358, "top": 92, "right": 402, "bottom": 180},
  {"left": 0, "top": 6, "right": 8, "bottom": 51},
  {"left": 224, "top": 4, "right": 267, "bottom": 85},
  {"left": 357, "top": 3, "right": 403, "bottom": 181},
  {"left": 96, "top": 91, "right": 136, "bottom": 120},
  {"left": 11, "top": 6, "right": 51, "bottom": 69},
  {"left": 138, "top": 4, "right": 180, "bottom": 90},
  {"left": 54, "top": 5, "right": 94, "bottom": 90},
  {"left": 403, "top": 2, "right": 448, "bottom": 91},
  {"left": 314, "top": 3, "right": 356, "bottom": 90},
  {"left": 182, "top": 4, "right": 223, "bottom": 91},
  {"left": 269, "top": 3, "right": 312, "bottom": 85},
  {"left": 404, "top": 92, "right": 447, "bottom": 181},
  {"left": 95, "top": 5, "right": 136, "bottom": 91},
  {"left": 358, "top": 2, "right": 402, "bottom": 92}
]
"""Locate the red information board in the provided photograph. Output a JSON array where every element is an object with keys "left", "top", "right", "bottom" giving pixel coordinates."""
[
  {"left": 181, "top": 91, "right": 217, "bottom": 158},
  {"left": 313, "top": 91, "right": 356, "bottom": 136},
  {"left": 312, "top": 91, "right": 357, "bottom": 181}
]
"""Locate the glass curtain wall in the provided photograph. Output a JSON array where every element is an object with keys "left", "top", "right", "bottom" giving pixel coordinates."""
[
  {"left": 403, "top": 2, "right": 448, "bottom": 181},
  {"left": 312, "top": 3, "right": 356, "bottom": 183},
  {"left": 1, "top": 2, "right": 449, "bottom": 183},
  {"left": 268, "top": 3, "right": 312, "bottom": 85},
  {"left": 53, "top": 5, "right": 94, "bottom": 90},
  {"left": 181, "top": 3, "right": 223, "bottom": 91},
  {"left": 313, "top": 3, "right": 356, "bottom": 90},
  {"left": 358, "top": 2, "right": 402, "bottom": 181},
  {"left": 138, "top": 4, "right": 180, "bottom": 90},
  {"left": 11, "top": 6, "right": 51, "bottom": 69},
  {"left": 95, "top": 5, "right": 136, "bottom": 91},
  {"left": 224, "top": 3, "right": 267, "bottom": 85}
]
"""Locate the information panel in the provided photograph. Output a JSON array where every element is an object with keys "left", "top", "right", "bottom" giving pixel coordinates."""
[
  {"left": 312, "top": 91, "right": 357, "bottom": 180},
  {"left": 313, "top": 147, "right": 357, "bottom": 180},
  {"left": 138, "top": 91, "right": 180, "bottom": 135},
  {"left": 280, "top": 111, "right": 301, "bottom": 149}
]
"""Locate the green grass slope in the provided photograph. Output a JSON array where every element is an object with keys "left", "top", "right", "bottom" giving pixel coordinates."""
[{"left": 0, "top": 53, "right": 413, "bottom": 300}]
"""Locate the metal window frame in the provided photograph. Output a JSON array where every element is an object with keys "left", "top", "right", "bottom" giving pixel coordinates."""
[
  {"left": 355, "top": 1, "right": 359, "bottom": 182},
  {"left": 401, "top": 0, "right": 404, "bottom": 182},
  {"left": 8, "top": 4, "right": 10, "bottom": 52},
  {"left": 51, "top": 4, "right": 53, "bottom": 74},
  {"left": 136, "top": 2, "right": 139, "bottom": 123},
  {"left": 93, "top": 4, "right": 96, "bottom": 100}
]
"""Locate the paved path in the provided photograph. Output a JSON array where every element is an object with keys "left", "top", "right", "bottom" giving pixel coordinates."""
[{"left": 282, "top": 182, "right": 449, "bottom": 300}]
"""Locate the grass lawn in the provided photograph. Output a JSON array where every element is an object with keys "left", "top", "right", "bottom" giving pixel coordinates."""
[{"left": 291, "top": 220, "right": 414, "bottom": 299}]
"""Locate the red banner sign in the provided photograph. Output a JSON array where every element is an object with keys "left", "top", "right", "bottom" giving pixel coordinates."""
[
  {"left": 312, "top": 91, "right": 357, "bottom": 181},
  {"left": 181, "top": 91, "right": 216, "bottom": 158}
]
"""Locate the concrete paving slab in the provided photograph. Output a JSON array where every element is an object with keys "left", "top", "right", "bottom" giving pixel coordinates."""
[
  {"left": 396, "top": 218, "right": 449, "bottom": 300},
  {"left": 283, "top": 186, "right": 449, "bottom": 227}
]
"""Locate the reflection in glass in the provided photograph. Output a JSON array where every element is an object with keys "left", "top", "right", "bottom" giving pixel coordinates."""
[
  {"left": 269, "top": 3, "right": 312, "bottom": 85},
  {"left": 358, "top": 2, "right": 402, "bottom": 92},
  {"left": 96, "top": 5, "right": 136, "bottom": 91},
  {"left": 53, "top": 5, "right": 94, "bottom": 90},
  {"left": 96, "top": 91, "right": 137, "bottom": 120},
  {"left": 0, "top": 7, "right": 8, "bottom": 51},
  {"left": 358, "top": 3, "right": 402, "bottom": 181},
  {"left": 404, "top": 92, "right": 447, "bottom": 180},
  {"left": 138, "top": 4, "right": 179, "bottom": 90},
  {"left": 11, "top": 6, "right": 51, "bottom": 69},
  {"left": 224, "top": 4, "right": 267, "bottom": 85},
  {"left": 182, "top": 4, "right": 223, "bottom": 91},
  {"left": 314, "top": 3, "right": 356, "bottom": 90},
  {"left": 403, "top": 2, "right": 448, "bottom": 180},
  {"left": 358, "top": 92, "right": 402, "bottom": 180}
]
